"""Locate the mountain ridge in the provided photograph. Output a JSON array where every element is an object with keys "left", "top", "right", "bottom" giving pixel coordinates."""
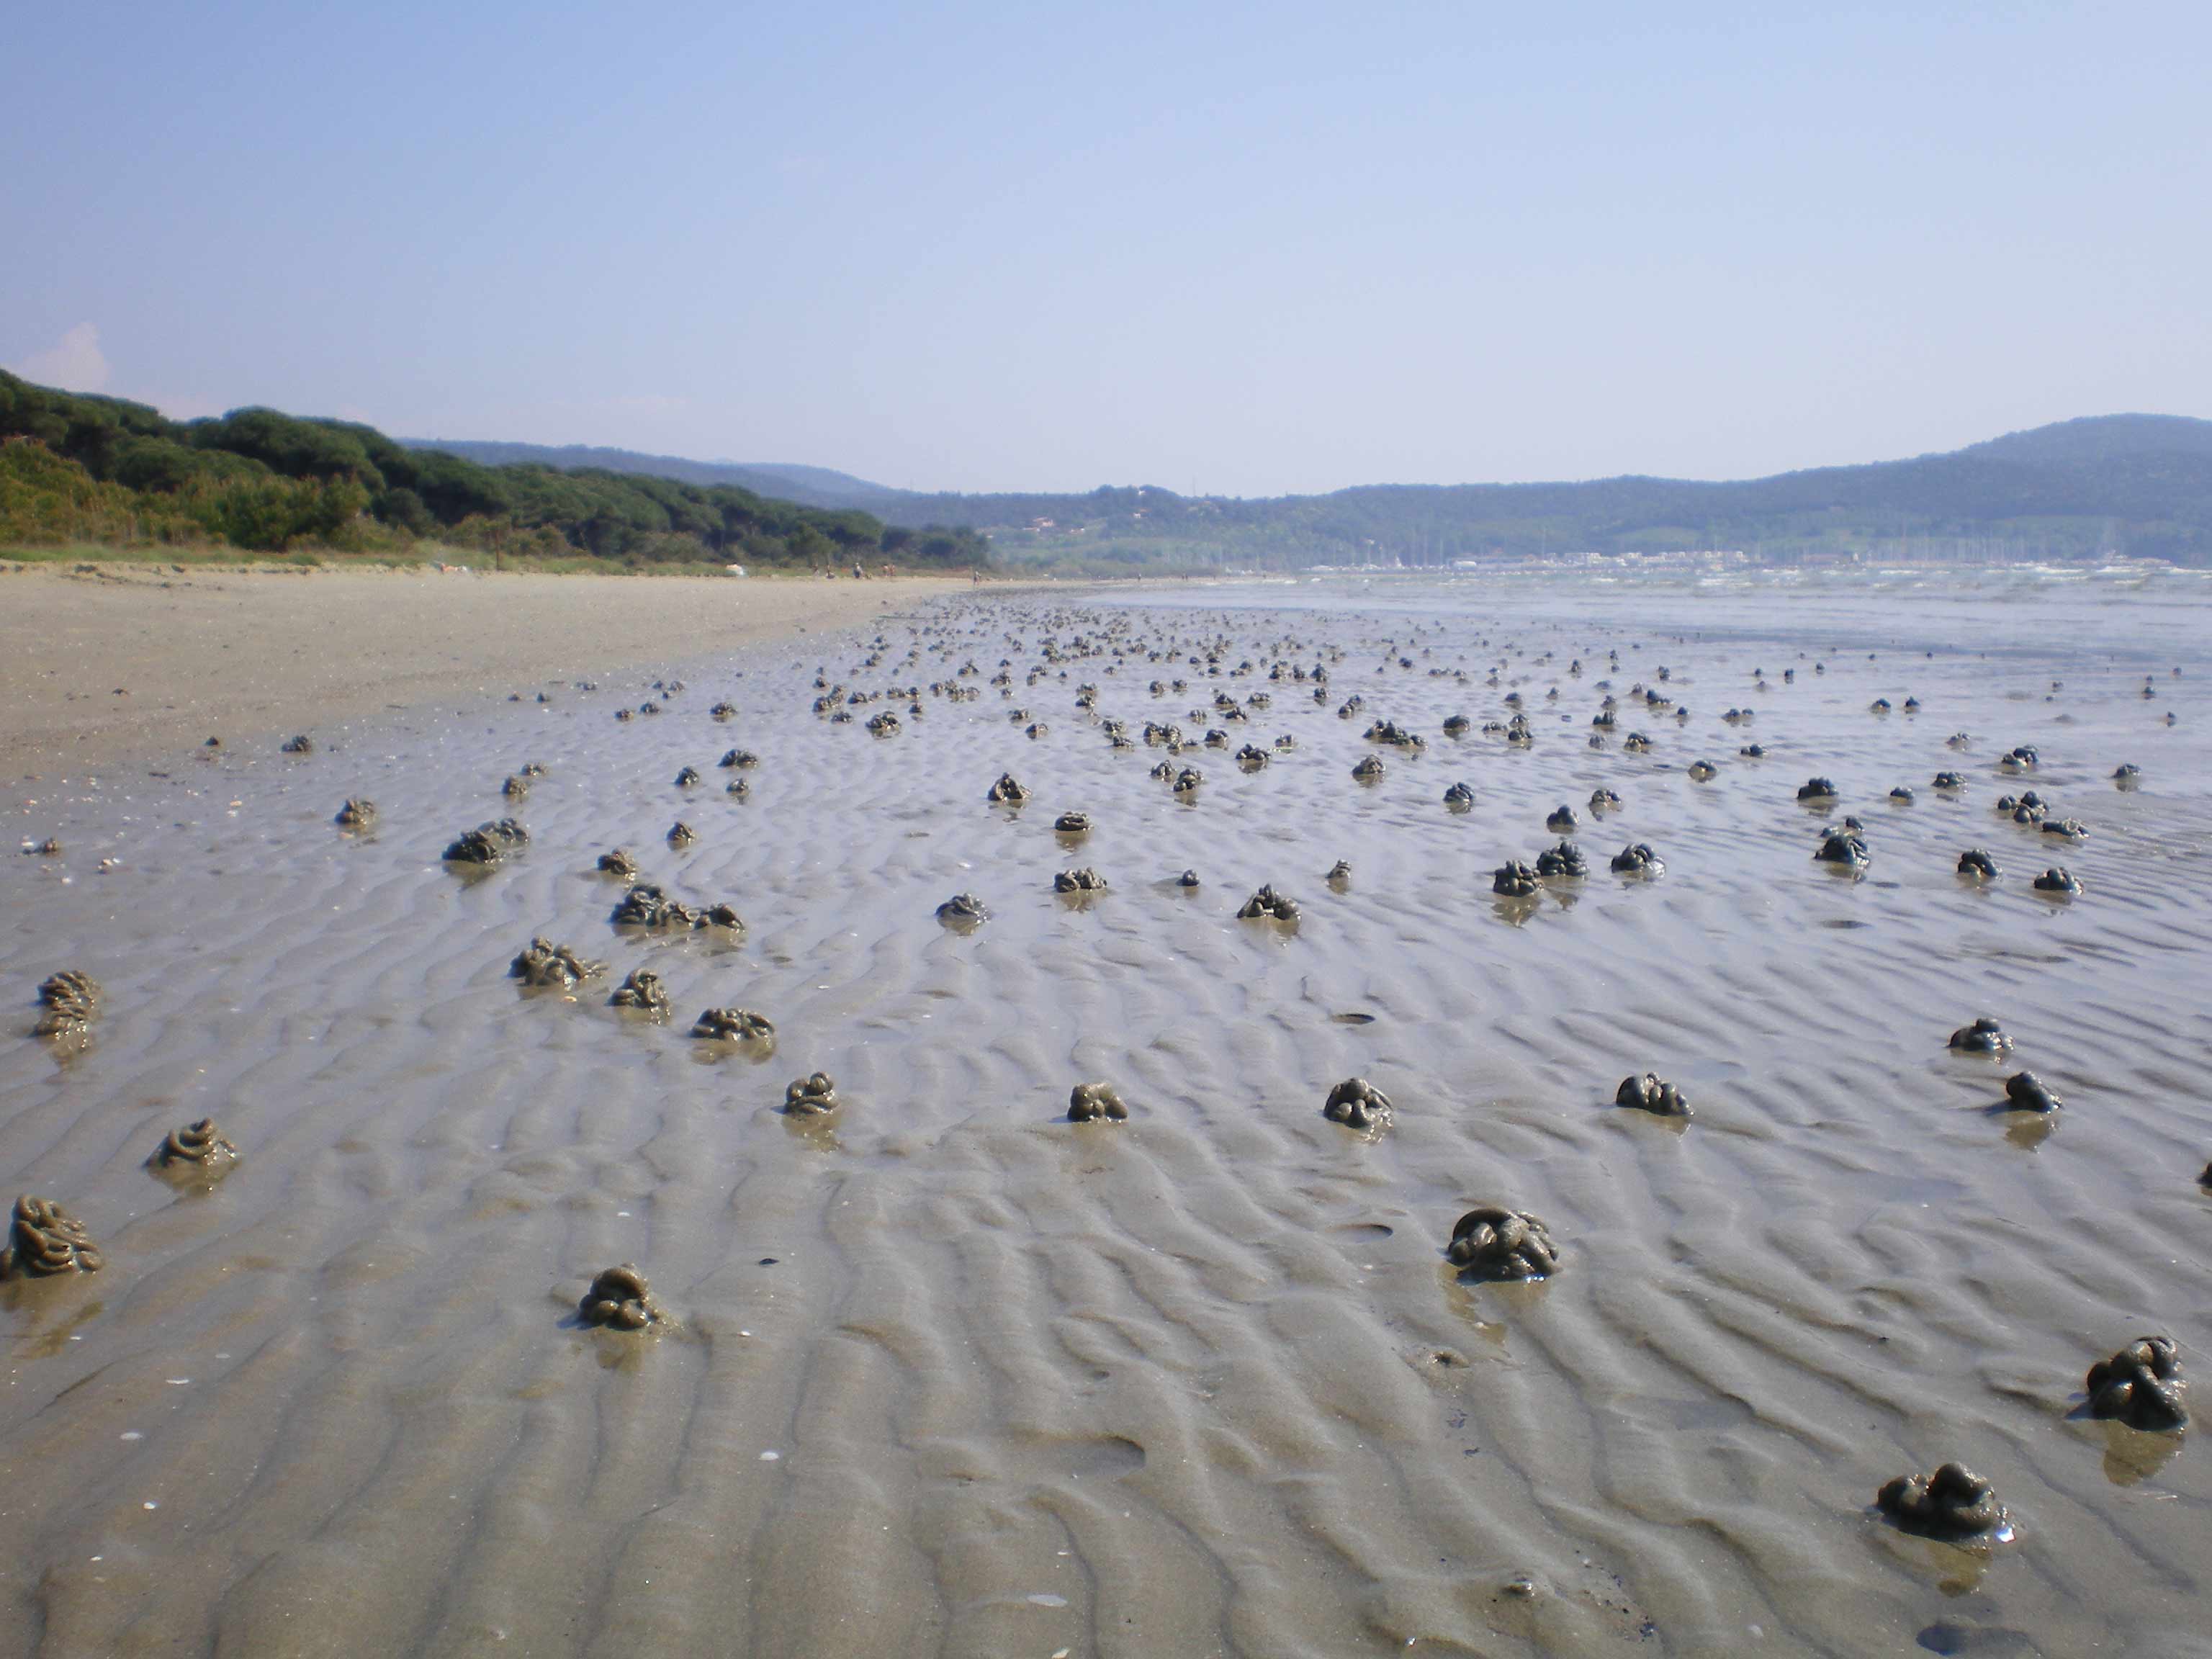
[
  {"left": 409, "top": 413, "right": 2212, "bottom": 506},
  {"left": 403, "top": 414, "right": 2212, "bottom": 567},
  {"left": 392, "top": 441, "right": 908, "bottom": 509}
]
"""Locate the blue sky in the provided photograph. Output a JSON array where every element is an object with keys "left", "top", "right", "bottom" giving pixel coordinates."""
[{"left": 4, "top": 1, "right": 2206, "bottom": 494}]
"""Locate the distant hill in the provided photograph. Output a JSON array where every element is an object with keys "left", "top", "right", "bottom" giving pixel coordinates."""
[
  {"left": 737, "top": 462, "right": 914, "bottom": 504},
  {"left": 397, "top": 440, "right": 909, "bottom": 511},
  {"left": 1957, "top": 413, "right": 2212, "bottom": 467},
  {"left": 408, "top": 413, "right": 2212, "bottom": 568}
]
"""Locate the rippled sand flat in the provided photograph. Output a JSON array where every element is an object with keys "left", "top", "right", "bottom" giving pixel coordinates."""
[{"left": 3, "top": 570, "right": 2208, "bottom": 1658}]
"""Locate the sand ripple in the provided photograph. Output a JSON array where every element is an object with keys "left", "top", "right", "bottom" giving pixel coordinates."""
[{"left": 4, "top": 577, "right": 2209, "bottom": 1656}]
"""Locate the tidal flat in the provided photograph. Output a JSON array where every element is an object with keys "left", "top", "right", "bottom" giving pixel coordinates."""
[{"left": 2, "top": 567, "right": 2208, "bottom": 1658}]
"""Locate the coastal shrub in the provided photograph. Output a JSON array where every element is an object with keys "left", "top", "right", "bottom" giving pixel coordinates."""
[
  {"left": 379, "top": 486, "right": 436, "bottom": 536},
  {"left": 174, "top": 472, "right": 369, "bottom": 551},
  {"left": 0, "top": 439, "right": 199, "bottom": 544},
  {"left": 0, "top": 368, "right": 1000, "bottom": 567},
  {"left": 191, "top": 407, "right": 385, "bottom": 485}
]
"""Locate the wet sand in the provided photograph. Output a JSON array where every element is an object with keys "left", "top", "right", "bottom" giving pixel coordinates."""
[
  {"left": 0, "top": 564, "right": 972, "bottom": 778},
  {"left": 2, "top": 571, "right": 2208, "bottom": 1658}
]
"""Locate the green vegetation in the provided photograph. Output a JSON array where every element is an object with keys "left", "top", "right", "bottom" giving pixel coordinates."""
[{"left": 0, "top": 372, "right": 990, "bottom": 570}]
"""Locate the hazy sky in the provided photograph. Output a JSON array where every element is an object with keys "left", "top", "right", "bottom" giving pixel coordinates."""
[{"left": 5, "top": 1, "right": 2207, "bottom": 495}]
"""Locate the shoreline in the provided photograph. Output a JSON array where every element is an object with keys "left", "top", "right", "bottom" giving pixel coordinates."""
[{"left": 0, "top": 563, "right": 977, "bottom": 780}]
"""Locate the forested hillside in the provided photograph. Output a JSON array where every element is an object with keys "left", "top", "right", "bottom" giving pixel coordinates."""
[
  {"left": 402, "top": 440, "right": 908, "bottom": 513},
  {"left": 0, "top": 372, "right": 987, "bottom": 568}
]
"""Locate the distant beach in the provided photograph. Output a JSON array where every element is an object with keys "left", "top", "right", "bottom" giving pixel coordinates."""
[{"left": 0, "top": 564, "right": 972, "bottom": 778}]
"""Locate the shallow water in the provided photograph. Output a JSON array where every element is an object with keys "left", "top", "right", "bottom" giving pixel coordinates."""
[{"left": 4, "top": 570, "right": 2209, "bottom": 1658}]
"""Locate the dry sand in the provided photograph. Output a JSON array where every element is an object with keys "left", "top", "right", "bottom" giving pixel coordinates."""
[{"left": 0, "top": 563, "right": 971, "bottom": 778}]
